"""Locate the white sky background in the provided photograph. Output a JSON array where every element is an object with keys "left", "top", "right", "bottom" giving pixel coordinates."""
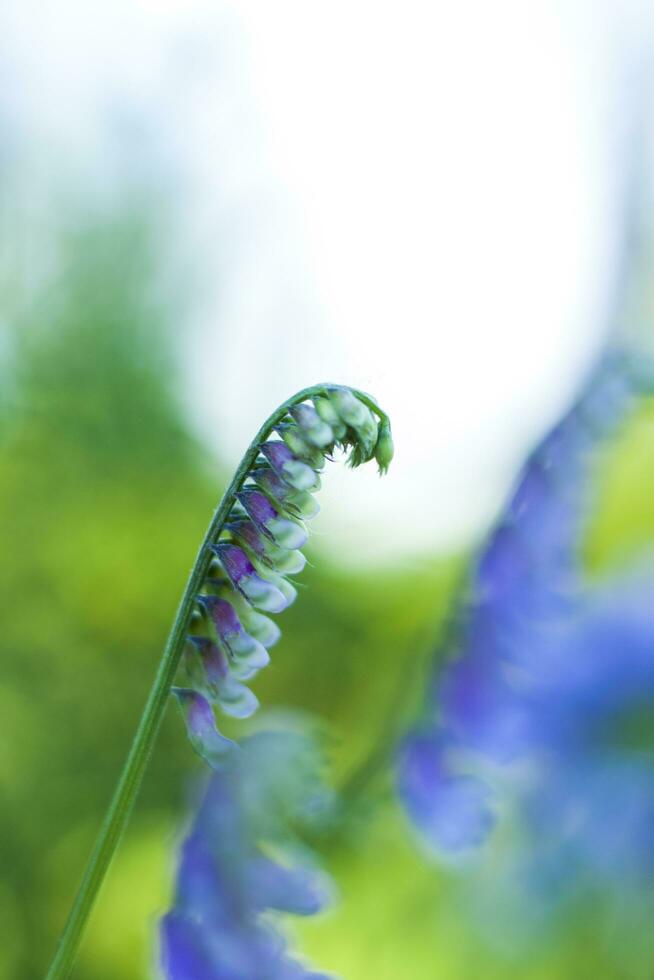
[{"left": 2, "top": 1, "right": 654, "bottom": 564}]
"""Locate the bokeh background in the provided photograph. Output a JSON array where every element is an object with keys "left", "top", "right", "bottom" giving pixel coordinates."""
[{"left": 4, "top": 2, "right": 654, "bottom": 978}]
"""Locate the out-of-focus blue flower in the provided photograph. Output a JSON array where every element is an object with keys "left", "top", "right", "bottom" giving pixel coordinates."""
[
  {"left": 398, "top": 730, "right": 494, "bottom": 852},
  {"left": 398, "top": 352, "right": 654, "bottom": 901},
  {"left": 521, "top": 575, "right": 654, "bottom": 887},
  {"left": 160, "top": 729, "right": 335, "bottom": 980}
]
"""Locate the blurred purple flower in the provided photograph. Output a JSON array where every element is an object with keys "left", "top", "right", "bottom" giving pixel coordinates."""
[
  {"left": 398, "top": 352, "right": 654, "bottom": 898},
  {"left": 522, "top": 575, "right": 654, "bottom": 885},
  {"left": 397, "top": 730, "right": 494, "bottom": 852},
  {"left": 160, "top": 730, "right": 335, "bottom": 980}
]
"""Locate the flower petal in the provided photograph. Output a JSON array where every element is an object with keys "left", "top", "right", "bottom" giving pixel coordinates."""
[{"left": 173, "top": 689, "right": 235, "bottom": 769}]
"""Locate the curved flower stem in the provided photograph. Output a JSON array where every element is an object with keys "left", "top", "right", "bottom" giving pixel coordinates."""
[{"left": 44, "top": 384, "right": 388, "bottom": 980}]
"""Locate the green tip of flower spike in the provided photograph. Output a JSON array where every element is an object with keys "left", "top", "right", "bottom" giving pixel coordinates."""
[{"left": 374, "top": 417, "right": 394, "bottom": 475}]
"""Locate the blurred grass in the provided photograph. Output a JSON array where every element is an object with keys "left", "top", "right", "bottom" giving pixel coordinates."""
[{"left": 3, "top": 196, "right": 654, "bottom": 980}]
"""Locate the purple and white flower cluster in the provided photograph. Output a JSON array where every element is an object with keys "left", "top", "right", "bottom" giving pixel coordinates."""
[{"left": 174, "top": 387, "right": 392, "bottom": 768}]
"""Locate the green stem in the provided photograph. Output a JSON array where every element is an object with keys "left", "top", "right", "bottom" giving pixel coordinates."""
[{"left": 44, "top": 384, "right": 387, "bottom": 980}]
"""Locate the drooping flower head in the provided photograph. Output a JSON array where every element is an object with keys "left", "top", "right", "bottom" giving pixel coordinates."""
[{"left": 173, "top": 385, "right": 393, "bottom": 768}]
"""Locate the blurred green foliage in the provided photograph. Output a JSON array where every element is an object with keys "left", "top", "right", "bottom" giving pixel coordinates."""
[
  {"left": 0, "top": 202, "right": 218, "bottom": 980},
  {"left": 3, "top": 196, "right": 654, "bottom": 980}
]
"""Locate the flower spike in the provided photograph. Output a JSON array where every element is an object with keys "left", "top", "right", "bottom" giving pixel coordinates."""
[
  {"left": 44, "top": 384, "right": 391, "bottom": 980},
  {"left": 174, "top": 384, "right": 392, "bottom": 763}
]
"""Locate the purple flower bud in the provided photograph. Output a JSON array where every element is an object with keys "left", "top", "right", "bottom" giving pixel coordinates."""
[
  {"left": 227, "top": 518, "right": 267, "bottom": 560},
  {"left": 212, "top": 541, "right": 253, "bottom": 583},
  {"left": 252, "top": 466, "right": 291, "bottom": 503},
  {"left": 188, "top": 636, "right": 228, "bottom": 687},
  {"left": 261, "top": 441, "right": 321, "bottom": 491},
  {"left": 238, "top": 489, "right": 308, "bottom": 550},
  {"left": 197, "top": 594, "right": 271, "bottom": 677},
  {"left": 252, "top": 469, "right": 320, "bottom": 521},
  {"left": 173, "top": 689, "right": 235, "bottom": 769},
  {"left": 261, "top": 439, "right": 294, "bottom": 470},
  {"left": 203, "top": 583, "right": 284, "bottom": 648},
  {"left": 290, "top": 403, "right": 334, "bottom": 448},
  {"left": 229, "top": 518, "right": 307, "bottom": 575},
  {"left": 198, "top": 593, "right": 241, "bottom": 637},
  {"left": 276, "top": 422, "right": 326, "bottom": 470},
  {"left": 211, "top": 543, "right": 288, "bottom": 613},
  {"left": 187, "top": 637, "right": 259, "bottom": 719}
]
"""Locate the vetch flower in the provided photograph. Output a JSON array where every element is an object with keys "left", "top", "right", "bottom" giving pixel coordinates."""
[
  {"left": 197, "top": 595, "right": 271, "bottom": 676},
  {"left": 172, "top": 385, "right": 392, "bottom": 773},
  {"left": 173, "top": 690, "right": 235, "bottom": 770},
  {"left": 289, "top": 403, "right": 334, "bottom": 448},
  {"left": 312, "top": 395, "right": 347, "bottom": 441},
  {"left": 250, "top": 467, "right": 321, "bottom": 521},
  {"left": 185, "top": 636, "right": 259, "bottom": 718},
  {"left": 260, "top": 440, "right": 321, "bottom": 491},
  {"left": 236, "top": 489, "right": 309, "bottom": 550},
  {"left": 227, "top": 518, "right": 307, "bottom": 575},
  {"left": 44, "top": 384, "right": 390, "bottom": 980},
  {"left": 210, "top": 543, "right": 289, "bottom": 613},
  {"left": 275, "top": 424, "right": 327, "bottom": 471}
]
